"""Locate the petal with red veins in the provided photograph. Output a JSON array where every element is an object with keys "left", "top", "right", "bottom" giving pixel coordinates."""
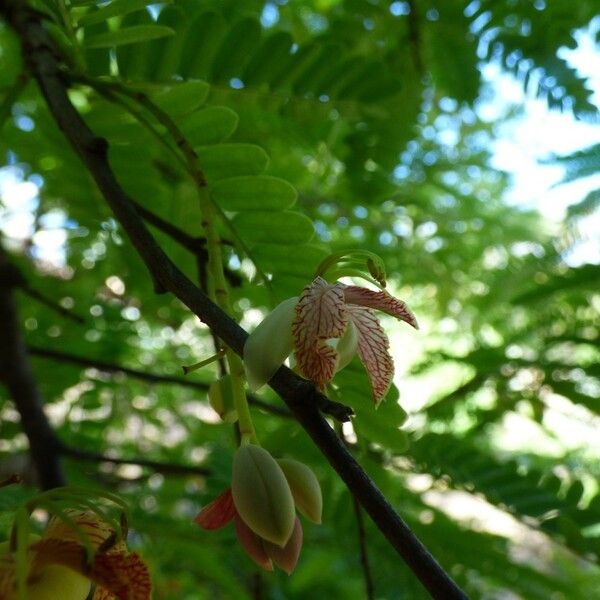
[
  {"left": 292, "top": 277, "right": 347, "bottom": 388},
  {"left": 343, "top": 286, "right": 418, "bottom": 330},
  {"left": 90, "top": 550, "right": 152, "bottom": 600},
  {"left": 194, "top": 489, "right": 236, "bottom": 530},
  {"left": 45, "top": 510, "right": 112, "bottom": 549},
  {"left": 346, "top": 306, "right": 394, "bottom": 405},
  {"left": 234, "top": 516, "right": 273, "bottom": 572}
]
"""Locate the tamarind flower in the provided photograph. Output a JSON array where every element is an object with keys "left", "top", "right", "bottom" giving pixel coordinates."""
[
  {"left": 195, "top": 445, "right": 321, "bottom": 574},
  {"left": 0, "top": 510, "right": 151, "bottom": 600},
  {"left": 244, "top": 276, "right": 418, "bottom": 405}
]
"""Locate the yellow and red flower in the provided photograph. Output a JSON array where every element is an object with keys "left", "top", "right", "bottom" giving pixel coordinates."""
[{"left": 0, "top": 510, "right": 151, "bottom": 600}]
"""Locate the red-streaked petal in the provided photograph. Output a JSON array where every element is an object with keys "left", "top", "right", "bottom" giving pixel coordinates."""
[
  {"left": 31, "top": 538, "right": 151, "bottom": 600},
  {"left": 194, "top": 489, "right": 236, "bottom": 530},
  {"left": 343, "top": 286, "right": 418, "bottom": 329},
  {"left": 90, "top": 551, "right": 151, "bottom": 600},
  {"left": 292, "top": 277, "right": 347, "bottom": 389},
  {"left": 0, "top": 553, "right": 24, "bottom": 599},
  {"left": 45, "top": 510, "right": 112, "bottom": 549},
  {"left": 263, "top": 517, "right": 303, "bottom": 575},
  {"left": 234, "top": 516, "right": 273, "bottom": 572},
  {"left": 347, "top": 306, "right": 394, "bottom": 405}
]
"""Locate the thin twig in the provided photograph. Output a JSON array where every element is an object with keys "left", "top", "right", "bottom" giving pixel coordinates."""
[
  {"left": 131, "top": 200, "right": 241, "bottom": 286},
  {"left": 3, "top": 5, "right": 467, "bottom": 596},
  {"left": 60, "top": 444, "right": 210, "bottom": 476},
  {"left": 20, "top": 284, "right": 86, "bottom": 324},
  {"left": 131, "top": 199, "right": 200, "bottom": 253},
  {"left": 353, "top": 494, "right": 375, "bottom": 600},
  {"left": 27, "top": 344, "right": 293, "bottom": 418}
]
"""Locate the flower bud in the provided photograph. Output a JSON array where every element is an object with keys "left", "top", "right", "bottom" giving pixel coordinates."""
[
  {"left": 232, "top": 445, "right": 295, "bottom": 546},
  {"left": 277, "top": 459, "right": 322, "bottom": 524},
  {"left": 208, "top": 375, "right": 238, "bottom": 423}
]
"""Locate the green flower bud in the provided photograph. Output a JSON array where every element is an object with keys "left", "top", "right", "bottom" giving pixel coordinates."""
[
  {"left": 208, "top": 375, "right": 238, "bottom": 423},
  {"left": 277, "top": 459, "right": 322, "bottom": 524},
  {"left": 232, "top": 445, "right": 295, "bottom": 546}
]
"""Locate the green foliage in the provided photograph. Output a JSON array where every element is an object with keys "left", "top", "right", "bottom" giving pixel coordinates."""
[{"left": 1, "top": 0, "right": 599, "bottom": 597}]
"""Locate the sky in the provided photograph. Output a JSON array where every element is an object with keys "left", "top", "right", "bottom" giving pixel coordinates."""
[{"left": 477, "top": 19, "right": 600, "bottom": 265}]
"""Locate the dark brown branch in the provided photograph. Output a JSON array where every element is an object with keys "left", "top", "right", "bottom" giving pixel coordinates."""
[
  {"left": 27, "top": 344, "right": 292, "bottom": 418},
  {"left": 3, "top": 5, "right": 467, "bottom": 596},
  {"left": 0, "top": 246, "right": 65, "bottom": 489},
  {"left": 60, "top": 443, "right": 210, "bottom": 476}
]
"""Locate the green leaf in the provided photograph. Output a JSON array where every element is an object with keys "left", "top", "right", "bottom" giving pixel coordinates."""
[
  {"left": 181, "top": 106, "right": 238, "bottom": 145},
  {"left": 0, "top": 25, "right": 23, "bottom": 87},
  {"left": 84, "top": 25, "right": 175, "bottom": 49},
  {"left": 242, "top": 31, "right": 294, "bottom": 86},
  {"left": 151, "top": 81, "right": 210, "bottom": 116},
  {"left": 233, "top": 211, "right": 314, "bottom": 244},
  {"left": 197, "top": 144, "right": 269, "bottom": 180},
  {"left": 180, "top": 11, "right": 227, "bottom": 80},
  {"left": 251, "top": 244, "right": 328, "bottom": 277},
  {"left": 211, "top": 176, "right": 295, "bottom": 211},
  {"left": 77, "top": 0, "right": 172, "bottom": 27},
  {"left": 209, "top": 17, "right": 262, "bottom": 83}
]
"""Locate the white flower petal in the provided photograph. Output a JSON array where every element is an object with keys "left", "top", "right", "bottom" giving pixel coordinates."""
[
  {"left": 335, "top": 321, "right": 358, "bottom": 373},
  {"left": 243, "top": 297, "right": 298, "bottom": 390}
]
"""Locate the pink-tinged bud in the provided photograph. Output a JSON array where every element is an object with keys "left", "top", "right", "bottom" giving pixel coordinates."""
[
  {"left": 277, "top": 459, "right": 322, "bottom": 524},
  {"left": 263, "top": 517, "right": 303, "bottom": 575},
  {"left": 232, "top": 445, "right": 295, "bottom": 546},
  {"left": 234, "top": 516, "right": 273, "bottom": 572},
  {"left": 194, "top": 489, "right": 236, "bottom": 530}
]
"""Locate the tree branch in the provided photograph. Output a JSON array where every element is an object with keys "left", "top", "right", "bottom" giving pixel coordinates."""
[
  {"left": 19, "top": 283, "right": 86, "bottom": 324},
  {"left": 0, "top": 246, "right": 65, "bottom": 489},
  {"left": 59, "top": 443, "right": 210, "bottom": 476},
  {"left": 2, "top": 4, "right": 467, "bottom": 596},
  {"left": 27, "top": 344, "right": 293, "bottom": 418}
]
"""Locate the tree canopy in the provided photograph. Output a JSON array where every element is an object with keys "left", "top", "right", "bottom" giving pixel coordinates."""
[{"left": 0, "top": 0, "right": 599, "bottom": 598}]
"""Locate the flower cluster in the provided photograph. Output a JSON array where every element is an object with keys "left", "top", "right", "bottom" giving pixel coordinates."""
[
  {"left": 244, "top": 276, "right": 418, "bottom": 405},
  {"left": 0, "top": 510, "right": 151, "bottom": 600},
  {"left": 195, "top": 444, "right": 321, "bottom": 574}
]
